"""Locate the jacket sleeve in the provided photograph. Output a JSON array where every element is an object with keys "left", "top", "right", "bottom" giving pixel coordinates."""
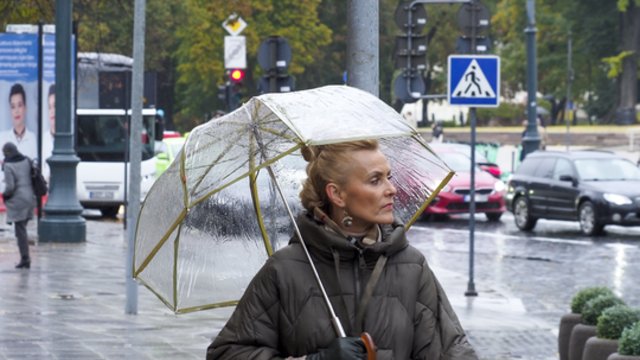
[
  {"left": 3, "top": 166, "right": 16, "bottom": 199},
  {"left": 206, "top": 258, "right": 287, "bottom": 360},
  {"left": 412, "top": 261, "right": 479, "bottom": 360}
]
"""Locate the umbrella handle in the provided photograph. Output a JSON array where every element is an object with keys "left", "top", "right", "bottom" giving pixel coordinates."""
[{"left": 360, "top": 332, "right": 377, "bottom": 360}]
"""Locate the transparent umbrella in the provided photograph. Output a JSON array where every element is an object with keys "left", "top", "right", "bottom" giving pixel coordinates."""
[{"left": 133, "top": 85, "right": 454, "bottom": 315}]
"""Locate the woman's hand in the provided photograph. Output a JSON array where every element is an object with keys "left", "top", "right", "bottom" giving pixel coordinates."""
[{"left": 306, "top": 337, "right": 367, "bottom": 360}]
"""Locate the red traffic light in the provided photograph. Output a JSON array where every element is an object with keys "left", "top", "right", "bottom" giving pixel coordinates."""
[{"left": 229, "top": 69, "right": 245, "bottom": 83}]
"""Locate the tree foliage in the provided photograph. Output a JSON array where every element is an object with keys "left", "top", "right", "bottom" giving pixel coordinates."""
[{"left": 1, "top": 0, "right": 637, "bottom": 128}]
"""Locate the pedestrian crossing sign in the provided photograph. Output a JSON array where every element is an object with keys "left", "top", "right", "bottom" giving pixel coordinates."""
[{"left": 448, "top": 55, "right": 500, "bottom": 107}]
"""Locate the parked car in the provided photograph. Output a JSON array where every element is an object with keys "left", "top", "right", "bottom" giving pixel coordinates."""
[
  {"left": 505, "top": 150, "right": 640, "bottom": 236},
  {"left": 425, "top": 147, "right": 506, "bottom": 221},
  {"left": 430, "top": 142, "right": 502, "bottom": 179}
]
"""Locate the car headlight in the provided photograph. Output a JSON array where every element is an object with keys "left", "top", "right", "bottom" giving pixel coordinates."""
[
  {"left": 493, "top": 180, "right": 506, "bottom": 193},
  {"left": 603, "top": 193, "right": 632, "bottom": 205}
]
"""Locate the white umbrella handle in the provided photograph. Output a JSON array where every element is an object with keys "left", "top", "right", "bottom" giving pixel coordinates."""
[{"left": 265, "top": 164, "right": 346, "bottom": 338}]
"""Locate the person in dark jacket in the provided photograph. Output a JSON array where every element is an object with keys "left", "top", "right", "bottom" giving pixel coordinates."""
[
  {"left": 2, "top": 142, "right": 36, "bottom": 269},
  {"left": 207, "top": 140, "right": 478, "bottom": 359}
]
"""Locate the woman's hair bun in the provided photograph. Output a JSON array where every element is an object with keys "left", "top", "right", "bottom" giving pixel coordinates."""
[{"left": 301, "top": 145, "right": 319, "bottom": 162}]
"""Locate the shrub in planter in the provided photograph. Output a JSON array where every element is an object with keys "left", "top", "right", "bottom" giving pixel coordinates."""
[
  {"left": 570, "top": 295, "right": 625, "bottom": 360},
  {"left": 598, "top": 306, "right": 640, "bottom": 340},
  {"left": 571, "top": 287, "right": 615, "bottom": 314},
  {"left": 619, "top": 321, "right": 640, "bottom": 356},
  {"left": 583, "top": 306, "right": 640, "bottom": 360},
  {"left": 583, "top": 295, "right": 626, "bottom": 326},
  {"left": 560, "top": 287, "right": 614, "bottom": 360}
]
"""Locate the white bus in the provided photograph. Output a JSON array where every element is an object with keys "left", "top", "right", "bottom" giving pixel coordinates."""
[
  {"left": 75, "top": 108, "right": 158, "bottom": 217},
  {"left": 74, "top": 52, "right": 160, "bottom": 217}
]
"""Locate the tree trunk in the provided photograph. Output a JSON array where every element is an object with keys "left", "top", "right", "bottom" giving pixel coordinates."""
[{"left": 617, "top": 3, "right": 640, "bottom": 124}]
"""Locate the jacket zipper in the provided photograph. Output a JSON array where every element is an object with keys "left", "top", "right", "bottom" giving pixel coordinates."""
[{"left": 353, "top": 248, "right": 365, "bottom": 316}]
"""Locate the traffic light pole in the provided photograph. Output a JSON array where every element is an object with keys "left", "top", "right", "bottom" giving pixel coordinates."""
[
  {"left": 403, "top": 0, "right": 472, "bottom": 100},
  {"left": 521, "top": 0, "right": 540, "bottom": 159}
]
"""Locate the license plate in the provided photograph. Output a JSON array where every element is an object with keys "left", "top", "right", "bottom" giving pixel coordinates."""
[
  {"left": 464, "top": 194, "right": 489, "bottom": 202},
  {"left": 89, "top": 191, "right": 115, "bottom": 200}
]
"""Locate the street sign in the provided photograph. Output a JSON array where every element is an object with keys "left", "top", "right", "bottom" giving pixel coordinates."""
[
  {"left": 224, "top": 36, "right": 246, "bottom": 69},
  {"left": 222, "top": 14, "right": 247, "bottom": 36},
  {"left": 448, "top": 55, "right": 500, "bottom": 107},
  {"left": 457, "top": 2, "right": 490, "bottom": 37},
  {"left": 394, "top": 2, "right": 427, "bottom": 33}
]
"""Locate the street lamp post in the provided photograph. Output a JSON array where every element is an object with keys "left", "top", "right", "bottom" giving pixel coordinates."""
[
  {"left": 38, "top": 0, "right": 86, "bottom": 242},
  {"left": 521, "top": 0, "right": 540, "bottom": 159}
]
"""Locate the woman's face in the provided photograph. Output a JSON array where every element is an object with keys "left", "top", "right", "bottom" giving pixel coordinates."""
[
  {"left": 10, "top": 93, "right": 26, "bottom": 129},
  {"left": 334, "top": 149, "right": 397, "bottom": 232}
]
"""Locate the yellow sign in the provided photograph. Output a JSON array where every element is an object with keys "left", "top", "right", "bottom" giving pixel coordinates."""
[{"left": 222, "top": 14, "right": 247, "bottom": 36}]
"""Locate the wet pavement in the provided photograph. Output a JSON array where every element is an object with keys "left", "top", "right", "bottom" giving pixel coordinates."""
[{"left": 1, "top": 210, "right": 638, "bottom": 359}]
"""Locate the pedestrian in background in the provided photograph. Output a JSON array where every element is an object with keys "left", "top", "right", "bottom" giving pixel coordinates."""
[
  {"left": 2, "top": 142, "right": 36, "bottom": 269},
  {"left": 207, "top": 140, "right": 477, "bottom": 359},
  {"left": 432, "top": 120, "right": 444, "bottom": 142}
]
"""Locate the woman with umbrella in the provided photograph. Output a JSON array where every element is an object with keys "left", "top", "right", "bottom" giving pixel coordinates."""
[{"left": 207, "top": 140, "right": 477, "bottom": 359}]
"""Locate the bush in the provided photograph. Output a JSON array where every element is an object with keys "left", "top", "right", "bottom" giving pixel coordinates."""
[
  {"left": 582, "top": 294, "right": 625, "bottom": 325},
  {"left": 619, "top": 321, "right": 640, "bottom": 356},
  {"left": 570, "top": 287, "right": 615, "bottom": 314},
  {"left": 596, "top": 305, "right": 640, "bottom": 340}
]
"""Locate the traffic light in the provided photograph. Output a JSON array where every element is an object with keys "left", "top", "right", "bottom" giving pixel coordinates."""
[
  {"left": 229, "top": 69, "right": 245, "bottom": 84},
  {"left": 257, "top": 36, "right": 294, "bottom": 94},
  {"left": 393, "top": 1, "right": 428, "bottom": 103}
]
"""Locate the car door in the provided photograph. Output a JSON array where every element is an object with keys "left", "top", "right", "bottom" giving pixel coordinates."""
[
  {"left": 547, "top": 158, "right": 580, "bottom": 219},
  {"left": 528, "top": 157, "right": 556, "bottom": 216}
]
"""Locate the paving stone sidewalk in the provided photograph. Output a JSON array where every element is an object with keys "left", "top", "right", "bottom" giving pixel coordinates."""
[{"left": 0, "top": 218, "right": 558, "bottom": 360}]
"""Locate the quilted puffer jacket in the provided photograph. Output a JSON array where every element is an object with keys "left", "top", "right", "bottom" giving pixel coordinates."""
[{"left": 207, "top": 212, "right": 477, "bottom": 359}]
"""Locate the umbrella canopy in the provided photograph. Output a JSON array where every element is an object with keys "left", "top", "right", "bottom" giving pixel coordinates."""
[{"left": 133, "top": 85, "right": 454, "bottom": 313}]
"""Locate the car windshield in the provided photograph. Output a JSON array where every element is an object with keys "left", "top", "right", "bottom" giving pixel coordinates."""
[
  {"left": 440, "top": 152, "right": 479, "bottom": 172},
  {"left": 575, "top": 158, "right": 640, "bottom": 181}
]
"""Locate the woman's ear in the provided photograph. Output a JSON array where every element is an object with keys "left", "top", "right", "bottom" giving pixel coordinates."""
[{"left": 325, "top": 182, "right": 346, "bottom": 208}]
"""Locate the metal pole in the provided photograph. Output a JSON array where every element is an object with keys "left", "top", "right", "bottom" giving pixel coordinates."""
[
  {"left": 38, "top": 0, "right": 86, "bottom": 243},
  {"left": 126, "top": 0, "right": 146, "bottom": 315},
  {"left": 465, "top": 0, "right": 478, "bottom": 297},
  {"left": 565, "top": 31, "right": 572, "bottom": 151},
  {"left": 521, "top": 0, "right": 540, "bottom": 159},
  {"left": 347, "top": 0, "right": 378, "bottom": 96}
]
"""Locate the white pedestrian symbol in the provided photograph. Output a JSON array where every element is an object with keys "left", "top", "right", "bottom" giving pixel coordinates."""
[{"left": 452, "top": 59, "right": 495, "bottom": 98}]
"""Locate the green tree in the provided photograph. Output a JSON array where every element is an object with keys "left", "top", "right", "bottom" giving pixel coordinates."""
[{"left": 173, "top": 0, "right": 331, "bottom": 130}]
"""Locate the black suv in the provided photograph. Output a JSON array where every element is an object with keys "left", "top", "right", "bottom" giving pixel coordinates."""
[{"left": 505, "top": 150, "right": 640, "bottom": 236}]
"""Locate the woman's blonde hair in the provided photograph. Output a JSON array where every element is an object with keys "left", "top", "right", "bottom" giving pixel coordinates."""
[{"left": 299, "top": 139, "right": 379, "bottom": 212}]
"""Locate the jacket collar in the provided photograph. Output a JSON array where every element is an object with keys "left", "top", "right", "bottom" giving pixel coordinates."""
[{"left": 290, "top": 210, "right": 408, "bottom": 263}]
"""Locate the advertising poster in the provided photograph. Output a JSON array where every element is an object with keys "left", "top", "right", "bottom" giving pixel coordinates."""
[
  {"left": 0, "top": 33, "right": 39, "bottom": 191},
  {"left": 41, "top": 32, "right": 55, "bottom": 179}
]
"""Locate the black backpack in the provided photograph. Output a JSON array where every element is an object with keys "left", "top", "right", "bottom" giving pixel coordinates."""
[{"left": 30, "top": 159, "right": 48, "bottom": 197}]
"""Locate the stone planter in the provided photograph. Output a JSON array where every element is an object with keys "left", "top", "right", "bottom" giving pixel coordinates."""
[
  {"left": 607, "top": 353, "right": 640, "bottom": 360},
  {"left": 583, "top": 337, "right": 618, "bottom": 360},
  {"left": 568, "top": 323, "right": 597, "bottom": 360},
  {"left": 559, "top": 313, "right": 583, "bottom": 360}
]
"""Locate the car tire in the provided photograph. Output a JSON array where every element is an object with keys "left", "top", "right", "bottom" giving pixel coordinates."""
[
  {"left": 513, "top": 196, "right": 537, "bottom": 231},
  {"left": 100, "top": 206, "right": 120, "bottom": 218},
  {"left": 486, "top": 212, "right": 503, "bottom": 222},
  {"left": 578, "top": 201, "right": 605, "bottom": 236}
]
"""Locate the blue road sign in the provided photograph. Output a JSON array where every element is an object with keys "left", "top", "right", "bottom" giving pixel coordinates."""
[{"left": 448, "top": 55, "right": 500, "bottom": 107}]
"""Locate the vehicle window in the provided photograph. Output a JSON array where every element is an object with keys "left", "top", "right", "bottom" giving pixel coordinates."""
[
  {"left": 575, "top": 158, "right": 640, "bottom": 181},
  {"left": 440, "top": 152, "right": 480, "bottom": 172},
  {"left": 516, "top": 157, "right": 542, "bottom": 176},
  {"left": 553, "top": 158, "right": 574, "bottom": 180},
  {"left": 77, "top": 114, "right": 155, "bottom": 162},
  {"left": 533, "top": 157, "right": 556, "bottom": 179}
]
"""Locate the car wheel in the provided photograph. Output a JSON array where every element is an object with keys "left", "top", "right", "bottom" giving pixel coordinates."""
[
  {"left": 578, "top": 201, "right": 605, "bottom": 236},
  {"left": 486, "top": 212, "right": 503, "bottom": 222},
  {"left": 513, "top": 196, "right": 537, "bottom": 231},
  {"left": 100, "top": 206, "right": 120, "bottom": 218}
]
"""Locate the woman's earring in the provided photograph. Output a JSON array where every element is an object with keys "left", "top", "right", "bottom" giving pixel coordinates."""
[{"left": 342, "top": 210, "right": 353, "bottom": 227}]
